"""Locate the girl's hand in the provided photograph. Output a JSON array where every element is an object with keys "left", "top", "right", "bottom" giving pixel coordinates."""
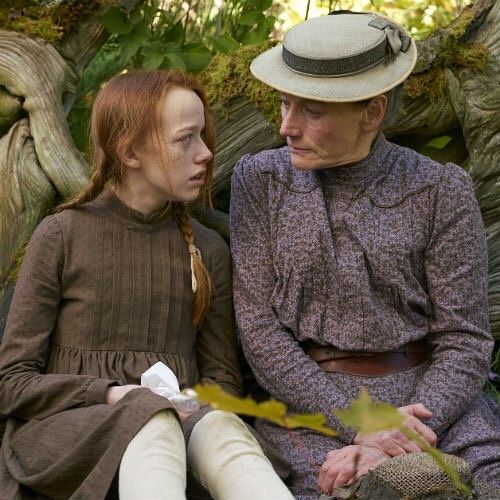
[
  {"left": 106, "top": 385, "right": 144, "bottom": 405},
  {"left": 317, "top": 445, "right": 389, "bottom": 495},
  {"left": 176, "top": 410, "right": 193, "bottom": 422}
]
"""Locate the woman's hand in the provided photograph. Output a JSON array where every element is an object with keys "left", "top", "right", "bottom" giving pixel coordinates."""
[
  {"left": 352, "top": 403, "right": 437, "bottom": 456},
  {"left": 106, "top": 384, "right": 144, "bottom": 405},
  {"left": 317, "top": 445, "right": 389, "bottom": 495},
  {"left": 398, "top": 403, "right": 437, "bottom": 447}
]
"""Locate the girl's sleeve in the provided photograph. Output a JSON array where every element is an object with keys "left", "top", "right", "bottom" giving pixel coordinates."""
[
  {"left": 411, "top": 164, "right": 493, "bottom": 435},
  {"left": 0, "top": 216, "right": 118, "bottom": 420},
  {"left": 230, "top": 155, "right": 356, "bottom": 443},
  {"left": 196, "top": 231, "right": 243, "bottom": 397}
]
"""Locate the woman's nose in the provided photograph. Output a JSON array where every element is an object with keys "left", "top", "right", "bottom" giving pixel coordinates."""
[{"left": 280, "top": 108, "right": 300, "bottom": 137}]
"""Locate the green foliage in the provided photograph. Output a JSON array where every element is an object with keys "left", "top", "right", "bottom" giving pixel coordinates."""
[
  {"left": 0, "top": 0, "right": 104, "bottom": 43},
  {"left": 68, "top": 0, "right": 282, "bottom": 153},
  {"left": 96, "top": 0, "right": 279, "bottom": 70},
  {"left": 194, "top": 383, "right": 337, "bottom": 436},
  {"left": 8, "top": 242, "right": 27, "bottom": 284}
]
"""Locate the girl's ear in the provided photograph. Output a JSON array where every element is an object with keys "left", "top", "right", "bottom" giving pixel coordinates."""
[
  {"left": 119, "top": 144, "right": 141, "bottom": 169},
  {"left": 362, "top": 95, "right": 387, "bottom": 132}
]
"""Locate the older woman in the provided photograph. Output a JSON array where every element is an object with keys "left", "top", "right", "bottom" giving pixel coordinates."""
[{"left": 230, "top": 11, "right": 500, "bottom": 500}]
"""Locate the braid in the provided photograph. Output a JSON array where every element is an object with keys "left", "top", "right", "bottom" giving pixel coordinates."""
[{"left": 174, "top": 203, "right": 213, "bottom": 326}]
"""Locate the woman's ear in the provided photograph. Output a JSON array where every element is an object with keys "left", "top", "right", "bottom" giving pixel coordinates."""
[{"left": 362, "top": 95, "right": 387, "bottom": 132}]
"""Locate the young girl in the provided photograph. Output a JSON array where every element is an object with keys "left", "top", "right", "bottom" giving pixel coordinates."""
[{"left": 0, "top": 70, "right": 293, "bottom": 500}]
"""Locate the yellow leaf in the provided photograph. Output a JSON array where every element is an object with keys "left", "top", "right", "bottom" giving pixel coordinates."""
[
  {"left": 334, "top": 387, "right": 405, "bottom": 434},
  {"left": 194, "top": 384, "right": 337, "bottom": 436}
]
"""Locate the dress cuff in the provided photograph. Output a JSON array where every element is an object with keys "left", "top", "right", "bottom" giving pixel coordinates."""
[
  {"left": 340, "top": 425, "right": 358, "bottom": 445},
  {"left": 85, "top": 378, "right": 119, "bottom": 406}
]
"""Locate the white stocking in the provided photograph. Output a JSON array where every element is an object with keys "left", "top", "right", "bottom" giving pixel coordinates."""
[
  {"left": 119, "top": 410, "right": 187, "bottom": 500},
  {"left": 187, "top": 410, "right": 294, "bottom": 500}
]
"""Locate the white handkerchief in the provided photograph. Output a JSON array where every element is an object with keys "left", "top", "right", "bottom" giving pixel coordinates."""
[{"left": 141, "top": 361, "right": 199, "bottom": 412}]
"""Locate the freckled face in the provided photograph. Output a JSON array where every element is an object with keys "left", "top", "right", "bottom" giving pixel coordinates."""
[
  {"left": 279, "top": 93, "right": 370, "bottom": 170},
  {"left": 134, "top": 86, "right": 213, "bottom": 205}
]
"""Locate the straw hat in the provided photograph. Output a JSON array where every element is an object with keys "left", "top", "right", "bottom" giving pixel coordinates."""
[{"left": 250, "top": 11, "right": 417, "bottom": 102}]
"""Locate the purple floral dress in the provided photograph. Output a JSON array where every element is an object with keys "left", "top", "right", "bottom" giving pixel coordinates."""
[{"left": 230, "top": 135, "right": 500, "bottom": 499}]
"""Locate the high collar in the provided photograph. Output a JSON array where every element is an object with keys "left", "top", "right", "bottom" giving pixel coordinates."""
[
  {"left": 90, "top": 190, "right": 176, "bottom": 227},
  {"left": 317, "top": 134, "right": 391, "bottom": 187},
  {"left": 268, "top": 134, "right": 393, "bottom": 193}
]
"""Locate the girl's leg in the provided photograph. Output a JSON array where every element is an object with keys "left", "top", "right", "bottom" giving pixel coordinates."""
[
  {"left": 187, "top": 410, "right": 294, "bottom": 500},
  {"left": 119, "top": 410, "right": 187, "bottom": 500}
]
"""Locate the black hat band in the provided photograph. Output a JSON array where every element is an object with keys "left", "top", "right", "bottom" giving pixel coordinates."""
[{"left": 282, "top": 19, "right": 411, "bottom": 77}]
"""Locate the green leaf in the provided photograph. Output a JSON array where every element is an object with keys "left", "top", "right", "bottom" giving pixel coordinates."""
[
  {"left": 164, "top": 52, "right": 187, "bottom": 71},
  {"left": 164, "top": 22, "right": 185, "bottom": 44},
  {"left": 241, "top": 24, "right": 272, "bottom": 45},
  {"left": 141, "top": 47, "right": 166, "bottom": 69},
  {"left": 142, "top": 40, "right": 168, "bottom": 60},
  {"left": 194, "top": 384, "right": 337, "bottom": 436},
  {"left": 120, "top": 24, "right": 151, "bottom": 64},
  {"left": 245, "top": 0, "right": 273, "bottom": 11},
  {"left": 99, "top": 7, "right": 133, "bottom": 35},
  {"left": 209, "top": 34, "right": 240, "bottom": 54},
  {"left": 335, "top": 388, "right": 405, "bottom": 435},
  {"left": 180, "top": 44, "right": 213, "bottom": 73},
  {"left": 425, "top": 135, "right": 452, "bottom": 149},
  {"left": 129, "top": 6, "right": 144, "bottom": 26},
  {"left": 239, "top": 10, "right": 265, "bottom": 26},
  {"left": 264, "top": 15, "right": 277, "bottom": 29}
]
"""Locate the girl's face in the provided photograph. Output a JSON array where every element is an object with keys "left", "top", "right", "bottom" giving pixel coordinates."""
[{"left": 123, "top": 86, "right": 212, "bottom": 213}]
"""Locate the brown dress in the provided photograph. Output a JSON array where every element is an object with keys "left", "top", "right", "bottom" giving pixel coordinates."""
[{"left": 0, "top": 192, "right": 242, "bottom": 499}]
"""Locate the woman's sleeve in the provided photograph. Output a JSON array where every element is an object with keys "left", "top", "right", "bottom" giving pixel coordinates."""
[
  {"left": 411, "top": 164, "right": 493, "bottom": 435},
  {"left": 0, "top": 216, "right": 118, "bottom": 420},
  {"left": 230, "top": 155, "right": 356, "bottom": 443},
  {"left": 196, "top": 231, "right": 243, "bottom": 397}
]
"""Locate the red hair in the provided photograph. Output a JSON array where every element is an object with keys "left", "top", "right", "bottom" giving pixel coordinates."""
[{"left": 58, "top": 70, "right": 215, "bottom": 325}]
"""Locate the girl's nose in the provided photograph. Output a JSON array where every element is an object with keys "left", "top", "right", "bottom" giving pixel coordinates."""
[{"left": 197, "top": 141, "right": 213, "bottom": 164}]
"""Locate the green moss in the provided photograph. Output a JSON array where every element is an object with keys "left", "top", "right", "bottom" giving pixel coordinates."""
[
  {"left": 405, "top": 68, "right": 447, "bottom": 101},
  {"left": 199, "top": 41, "right": 281, "bottom": 130},
  {"left": 407, "top": 6, "right": 491, "bottom": 100},
  {"left": 0, "top": 0, "right": 108, "bottom": 43},
  {"left": 7, "top": 243, "right": 26, "bottom": 284},
  {"left": 440, "top": 42, "right": 490, "bottom": 71}
]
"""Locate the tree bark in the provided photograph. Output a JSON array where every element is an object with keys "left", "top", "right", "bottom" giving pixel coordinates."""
[{"left": 0, "top": 0, "right": 142, "bottom": 326}]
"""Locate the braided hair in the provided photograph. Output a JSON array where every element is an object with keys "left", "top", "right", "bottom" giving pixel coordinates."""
[{"left": 57, "top": 70, "right": 215, "bottom": 325}]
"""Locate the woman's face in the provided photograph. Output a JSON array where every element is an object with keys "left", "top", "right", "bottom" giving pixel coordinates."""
[
  {"left": 279, "top": 93, "right": 372, "bottom": 170},
  {"left": 131, "top": 86, "right": 213, "bottom": 208}
]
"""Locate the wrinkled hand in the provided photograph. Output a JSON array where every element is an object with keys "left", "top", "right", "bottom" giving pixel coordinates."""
[
  {"left": 353, "top": 403, "right": 437, "bottom": 456},
  {"left": 317, "top": 445, "right": 389, "bottom": 495},
  {"left": 399, "top": 403, "right": 437, "bottom": 447},
  {"left": 106, "top": 384, "right": 144, "bottom": 405}
]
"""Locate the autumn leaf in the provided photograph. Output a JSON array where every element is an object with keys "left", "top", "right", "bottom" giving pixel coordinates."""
[
  {"left": 334, "top": 387, "right": 405, "bottom": 435},
  {"left": 194, "top": 384, "right": 337, "bottom": 436}
]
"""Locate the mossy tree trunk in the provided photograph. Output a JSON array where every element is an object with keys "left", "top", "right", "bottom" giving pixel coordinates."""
[
  {"left": 0, "top": 0, "right": 499, "bottom": 338},
  {"left": 0, "top": 0, "right": 143, "bottom": 334}
]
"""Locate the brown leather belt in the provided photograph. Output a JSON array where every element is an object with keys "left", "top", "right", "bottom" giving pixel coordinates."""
[{"left": 302, "top": 339, "right": 430, "bottom": 377}]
